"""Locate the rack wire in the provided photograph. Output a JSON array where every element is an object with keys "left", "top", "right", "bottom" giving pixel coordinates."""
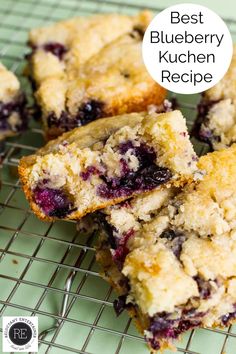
[{"left": 0, "top": 1, "right": 236, "bottom": 353}]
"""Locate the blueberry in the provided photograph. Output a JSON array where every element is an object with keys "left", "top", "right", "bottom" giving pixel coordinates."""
[
  {"left": 120, "top": 158, "right": 131, "bottom": 176},
  {"left": 77, "top": 100, "right": 104, "bottom": 125},
  {"left": 47, "top": 100, "right": 105, "bottom": 132},
  {"left": 97, "top": 164, "right": 171, "bottom": 199},
  {"left": 147, "top": 338, "right": 161, "bottom": 350},
  {"left": 112, "top": 229, "right": 134, "bottom": 267},
  {"left": 113, "top": 295, "right": 127, "bottom": 316},
  {"left": 198, "top": 127, "right": 213, "bottom": 140},
  {"left": 96, "top": 140, "right": 171, "bottom": 199},
  {"left": 43, "top": 42, "right": 67, "bottom": 60},
  {"left": 0, "top": 94, "right": 28, "bottom": 132},
  {"left": 47, "top": 111, "right": 73, "bottom": 130},
  {"left": 134, "top": 144, "right": 157, "bottom": 169},
  {"left": 97, "top": 213, "right": 117, "bottom": 250},
  {"left": 160, "top": 229, "right": 186, "bottom": 259},
  {"left": 221, "top": 305, "right": 236, "bottom": 326},
  {"left": 160, "top": 229, "right": 178, "bottom": 240},
  {"left": 192, "top": 98, "right": 221, "bottom": 144},
  {"left": 119, "top": 140, "right": 134, "bottom": 154},
  {"left": 34, "top": 187, "right": 74, "bottom": 218},
  {"left": 193, "top": 276, "right": 213, "bottom": 300},
  {"left": 119, "top": 141, "right": 156, "bottom": 169},
  {"left": 147, "top": 310, "right": 203, "bottom": 350},
  {"left": 135, "top": 165, "right": 172, "bottom": 190},
  {"left": 170, "top": 236, "right": 186, "bottom": 259},
  {"left": 80, "top": 166, "right": 99, "bottom": 181}
]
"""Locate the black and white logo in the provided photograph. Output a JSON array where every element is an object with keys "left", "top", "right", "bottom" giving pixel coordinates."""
[{"left": 2, "top": 317, "right": 38, "bottom": 352}]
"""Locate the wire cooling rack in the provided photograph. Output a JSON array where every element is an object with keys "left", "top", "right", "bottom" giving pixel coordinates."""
[{"left": 0, "top": 1, "right": 236, "bottom": 354}]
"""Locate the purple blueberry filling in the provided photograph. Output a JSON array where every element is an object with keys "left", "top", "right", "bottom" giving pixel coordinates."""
[
  {"left": 78, "top": 100, "right": 104, "bottom": 125},
  {"left": 47, "top": 100, "right": 105, "bottom": 132},
  {"left": 193, "top": 276, "right": 214, "bottom": 300},
  {"left": 47, "top": 111, "right": 75, "bottom": 131},
  {"left": 192, "top": 97, "right": 221, "bottom": 146},
  {"left": 147, "top": 310, "right": 204, "bottom": 350},
  {"left": 34, "top": 187, "right": 74, "bottom": 218},
  {"left": 97, "top": 165, "right": 171, "bottom": 199},
  {"left": 99, "top": 207, "right": 136, "bottom": 267},
  {"left": 98, "top": 212, "right": 134, "bottom": 267},
  {"left": 96, "top": 141, "right": 171, "bottom": 199},
  {"left": 43, "top": 42, "right": 67, "bottom": 60},
  {"left": 160, "top": 229, "right": 186, "bottom": 259},
  {"left": 111, "top": 229, "right": 134, "bottom": 267},
  {"left": 80, "top": 166, "right": 100, "bottom": 181},
  {"left": 119, "top": 141, "right": 156, "bottom": 169},
  {"left": 97, "top": 213, "right": 117, "bottom": 250},
  {"left": 0, "top": 94, "right": 28, "bottom": 132},
  {"left": 27, "top": 41, "right": 67, "bottom": 61},
  {"left": 221, "top": 304, "right": 236, "bottom": 326}
]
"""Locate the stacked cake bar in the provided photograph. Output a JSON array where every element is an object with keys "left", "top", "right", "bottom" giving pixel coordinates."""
[
  {"left": 26, "top": 11, "right": 166, "bottom": 139},
  {"left": 96, "top": 144, "right": 236, "bottom": 351}
]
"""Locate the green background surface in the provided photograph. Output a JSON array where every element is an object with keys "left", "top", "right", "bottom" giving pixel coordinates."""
[
  {"left": 119, "top": 0, "right": 236, "bottom": 18},
  {"left": 0, "top": 1, "right": 235, "bottom": 354}
]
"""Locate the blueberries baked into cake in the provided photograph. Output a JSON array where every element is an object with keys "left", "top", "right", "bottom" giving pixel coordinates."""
[
  {"left": 18, "top": 110, "right": 197, "bottom": 221},
  {"left": 95, "top": 145, "right": 236, "bottom": 352},
  {"left": 195, "top": 44, "right": 236, "bottom": 150},
  {"left": 26, "top": 11, "right": 167, "bottom": 139},
  {"left": 0, "top": 63, "right": 28, "bottom": 140}
]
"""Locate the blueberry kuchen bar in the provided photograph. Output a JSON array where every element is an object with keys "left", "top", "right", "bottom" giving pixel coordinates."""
[
  {"left": 27, "top": 11, "right": 167, "bottom": 139},
  {"left": 195, "top": 44, "right": 236, "bottom": 150},
  {"left": 96, "top": 144, "right": 236, "bottom": 352},
  {"left": 18, "top": 110, "right": 197, "bottom": 221},
  {"left": 0, "top": 63, "right": 27, "bottom": 140}
]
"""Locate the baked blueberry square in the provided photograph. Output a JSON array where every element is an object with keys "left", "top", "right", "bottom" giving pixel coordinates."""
[
  {"left": 19, "top": 110, "right": 196, "bottom": 222},
  {"left": 95, "top": 144, "right": 236, "bottom": 351},
  {"left": 26, "top": 11, "right": 166, "bottom": 139}
]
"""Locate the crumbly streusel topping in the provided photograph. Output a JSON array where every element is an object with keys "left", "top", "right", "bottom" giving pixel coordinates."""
[{"left": 100, "top": 145, "right": 236, "bottom": 326}]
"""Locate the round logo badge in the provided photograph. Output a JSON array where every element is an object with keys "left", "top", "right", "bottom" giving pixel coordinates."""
[
  {"left": 3, "top": 317, "right": 38, "bottom": 352},
  {"left": 9, "top": 322, "right": 33, "bottom": 346}
]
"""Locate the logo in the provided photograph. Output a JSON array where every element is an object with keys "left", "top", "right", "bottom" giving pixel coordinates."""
[{"left": 2, "top": 317, "right": 38, "bottom": 352}]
